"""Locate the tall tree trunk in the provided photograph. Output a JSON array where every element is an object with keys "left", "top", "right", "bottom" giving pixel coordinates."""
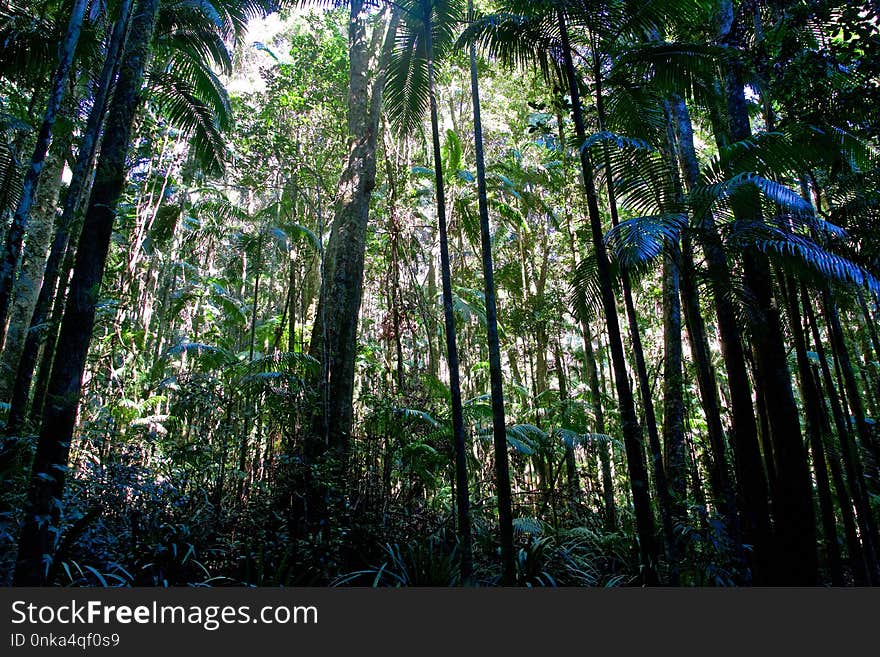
[
  {"left": 678, "top": 224, "right": 740, "bottom": 534},
  {"left": 593, "top": 57, "right": 674, "bottom": 571},
  {"left": 13, "top": 0, "right": 160, "bottom": 586},
  {"left": 672, "top": 95, "right": 772, "bottom": 584},
  {"left": 0, "top": 148, "right": 64, "bottom": 398},
  {"left": 27, "top": 240, "right": 75, "bottom": 427},
  {"left": 555, "top": 342, "right": 580, "bottom": 512},
  {"left": 809, "top": 359, "right": 870, "bottom": 584},
  {"left": 0, "top": 0, "right": 89, "bottom": 345},
  {"left": 661, "top": 247, "right": 686, "bottom": 579},
  {"left": 307, "top": 4, "right": 399, "bottom": 459},
  {"left": 805, "top": 289, "right": 879, "bottom": 582},
  {"left": 780, "top": 275, "right": 843, "bottom": 585},
  {"left": 717, "top": 0, "right": 818, "bottom": 584},
  {"left": 557, "top": 10, "right": 658, "bottom": 583},
  {"left": 424, "top": 10, "right": 472, "bottom": 585},
  {"left": 4, "top": 0, "right": 132, "bottom": 436},
  {"left": 467, "top": 0, "right": 509, "bottom": 583},
  {"left": 821, "top": 290, "right": 880, "bottom": 477},
  {"left": 658, "top": 99, "right": 688, "bottom": 584}
]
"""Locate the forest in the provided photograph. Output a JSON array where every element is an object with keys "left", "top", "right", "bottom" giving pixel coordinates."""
[{"left": 0, "top": 0, "right": 877, "bottom": 587}]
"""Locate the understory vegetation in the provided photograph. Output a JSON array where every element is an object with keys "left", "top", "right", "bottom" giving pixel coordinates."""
[{"left": 0, "top": 0, "right": 879, "bottom": 587}]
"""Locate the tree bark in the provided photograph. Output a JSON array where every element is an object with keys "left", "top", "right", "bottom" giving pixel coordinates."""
[
  {"left": 4, "top": 0, "right": 132, "bottom": 436},
  {"left": 467, "top": 0, "right": 509, "bottom": 583},
  {"left": 0, "top": 148, "right": 64, "bottom": 399},
  {"left": 805, "top": 289, "right": 879, "bottom": 582},
  {"left": 780, "top": 275, "right": 843, "bottom": 585},
  {"left": 557, "top": 10, "right": 658, "bottom": 583},
  {"left": 717, "top": 0, "right": 818, "bottom": 584},
  {"left": 307, "top": 4, "right": 399, "bottom": 460},
  {"left": 0, "top": 0, "right": 89, "bottom": 347},
  {"left": 672, "top": 95, "right": 772, "bottom": 583},
  {"left": 13, "top": 0, "right": 160, "bottom": 586}
]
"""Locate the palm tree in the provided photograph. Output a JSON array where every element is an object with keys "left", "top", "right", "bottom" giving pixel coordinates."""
[
  {"left": 463, "top": 0, "right": 662, "bottom": 583},
  {"left": 2, "top": 0, "right": 243, "bottom": 435},
  {"left": 12, "top": 0, "right": 267, "bottom": 586},
  {"left": 667, "top": 95, "right": 774, "bottom": 582},
  {"left": 384, "top": 0, "right": 480, "bottom": 583},
  {"left": 3, "top": 0, "right": 134, "bottom": 436},
  {"left": 13, "top": 0, "right": 162, "bottom": 585},
  {"left": 715, "top": 0, "right": 817, "bottom": 584},
  {"left": 602, "top": 86, "right": 880, "bottom": 584},
  {"left": 465, "top": 0, "right": 514, "bottom": 584}
]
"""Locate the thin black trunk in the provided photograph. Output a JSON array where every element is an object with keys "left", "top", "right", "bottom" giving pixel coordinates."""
[
  {"left": 581, "top": 320, "right": 615, "bottom": 529},
  {"left": 425, "top": 12, "right": 473, "bottom": 585},
  {"left": 5, "top": 0, "right": 132, "bottom": 436},
  {"left": 28, "top": 236, "right": 76, "bottom": 426},
  {"left": 672, "top": 96, "right": 772, "bottom": 583},
  {"left": 805, "top": 288, "right": 879, "bottom": 582},
  {"left": 810, "top": 361, "right": 869, "bottom": 584},
  {"left": 718, "top": 0, "right": 817, "bottom": 584},
  {"left": 678, "top": 232, "right": 739, "bottom": 528},
  {"left": 822, "top": 290, "right": 880, "bottom": 479},
  {"left": 594, "top": 59, "right": 674, "bottom": 571},
  {"left": 13, "top": 0, "right": 160, "bottom": 585},
  {"left": 467, "top": 0, "right": 509, "bottom": 584},
  {"left": 555, "top": 343, "right": 580, "bottom": 511},
  {"left": 781, "top": 275, "right": 843, "bottom": 585},
  {"left": 558, "top": 11, "right": 658, "bottom": 583}
]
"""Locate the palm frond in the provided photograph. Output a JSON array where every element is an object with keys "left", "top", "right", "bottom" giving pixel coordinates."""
[
  {"left": 0, "top": 141, "right": 22, "bottom": 219},
  {"left": 742, "top": 226, "right": 880, "bottom": 298},
  {"left": 164, "top": 341, "right": 239, "bottom": 368},
  {"left": 610, "top": 41, "right": 731, "bottom": 104},
  {"left": 146, "top": 70, "right": 228, "bottom": 175},
  {"left": 692, "top": 172, "right": 813, "bottom": 223},
  {"left": 551, "top": 427, "right": 615, "bottom": 449},
  {"left": 703, "top": 131, "right": 804, "bottom": 183},
  {"left": 457, "top": 11, "right": 558, "bottom": 82},
  {"left": 604, "top": 213, "right": 686, "bottom": 269},
  {"left": 0, "top": 5, "right": 57, "bottom": 85},
  {"left": 568, "top": 249, "right": 608, "bottom": 323},
  {"left": 156, "top": 26, "right": 233, "bottom": 75},
  {"left": 385, "top": 0, "right": 463, "bottom": 134}
]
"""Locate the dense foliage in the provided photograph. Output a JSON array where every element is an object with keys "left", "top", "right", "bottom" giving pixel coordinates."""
[{"left": 0, "top": 0, "right": 878, "bottom": 586}]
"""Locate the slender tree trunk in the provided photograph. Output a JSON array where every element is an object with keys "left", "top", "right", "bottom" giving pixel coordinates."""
[
  {"left": 0, "top": 148, "right": 64, "bottom": 397},
  {"left": 678, "top": 228, "right": 739, "bottom": 530},
  {"left": 576, "top": 315, "right": 616, "bottom": 529},
  {"left": 555, "top": 342, "right": 580, "bottom": 512},
  {"left": 856, "top": 291, "right": 880, "bottom": 367},
  {"left": 717, "top": 0, "right": 818, "bottom": 584},
  {"left": 0, "top": 0, "right": 89, "bottom": 346},
  {"left": 780, "top": 275, "right": 843, "bottom": 585},
  {"left": 467, "top": 0, "right": 510, "bottom": 583},
  {"left": 658, "top": 99, "right": 688, "bottom": 584},
  {"left": 661, "top": 248, "right": 686, "bottom": 577},
  {"left": 672, "top": 95, "right": 773, "bottom": 583},
  {"left": 27, "top": 240, "right": 76, "bottom": 427},
  {"left": 822, "top": 290, "right": 880, "bottom": 476},
  {"left": 805, "top": 289, "right": 879, "bottom": 582},
  {"left": 425, "top": 12, "right": 472, "bottom": 585},
  {"left": 557, "top": 10, "right": 658, "bottom": 583},
  {"left": 810, "top": 360, "right": 869, "bottom": 584},
  {"left": 593, "top": 59, "right": 674, "bottom": 570},
  {"left": 13, "top": 0, "right": 160, "bottom": 585},
  {"left": 4, "top": 1, "right": 131, "bottom": 436}
]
